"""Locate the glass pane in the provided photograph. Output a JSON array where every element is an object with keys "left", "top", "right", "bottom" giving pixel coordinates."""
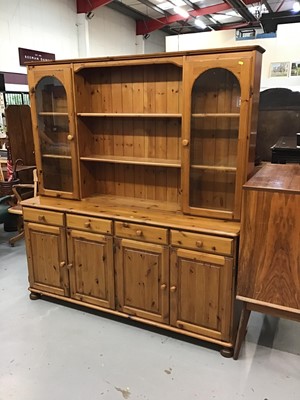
[
  {"left": 190, "top": 68, "right": 240, "bottom": 211},
  {"left": 36, "top": 76, "right": 73, "bottom": 192},
  {"left": 42, "top": 158, "right": 73, "bottom": 192},
  {"left": 190, "top": 169, "right": 236, "bottom": 211}
]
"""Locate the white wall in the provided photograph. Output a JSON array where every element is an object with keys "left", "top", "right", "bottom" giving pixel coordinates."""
[
  {"left": 0, "top": 0, "right": 78, "bottom": 87},
  {"left": 166, "top": 23, "right": 300, "bottom": 91},
  {"left": 144, "top": 30, "right": 167, "bottom": 53},
  {"left": 86, "top": 6, "right": 137, "bottom": 57},
  {"left": 81, "top": 6, "right": 167, "bottom": 57}
]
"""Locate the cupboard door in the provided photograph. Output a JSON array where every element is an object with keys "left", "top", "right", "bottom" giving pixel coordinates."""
[
  {"left": 170, "top": 248, "right": 234, "bottom": 341},
  {"left": 24, "top": 222, "right": 69, "bottom": 297},
  {"left": 115, "top": 238, "right": 169, "bottom": 324},
  {"left": 182, "top": 57, "right": 252, "bottom": 220},
  {"left": 27, "top": 66, "right": 79, "bottom": 199},
  {"left": 67, "top": 230, "right": 114, "bottom": 309}
]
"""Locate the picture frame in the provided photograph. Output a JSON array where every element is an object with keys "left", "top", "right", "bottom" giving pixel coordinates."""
[
  {"left": 270, "top": 62, "right": 290, "bottom": 77},
  {"left": 291, "top": 62, "right": 300, "bottom": 76}
]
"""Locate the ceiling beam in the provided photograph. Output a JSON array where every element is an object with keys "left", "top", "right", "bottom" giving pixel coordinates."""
[
  {"left": 224, "top": 0, "right": 257, "bottom": 22},
  {"left": 76, "top": 0, "right": 113, "bottom": 14},
  {"left": 275, "top": 0, "right": 285, "bottom": 12},
  {"left": 136, "top": 0, "right": 260, "bottom": 35},
  {"left": 136, "top": 2, "right": 232, "bottom": 35},
  {"left": 262, "top": 0, "right": 273, "bottom": 14},
  {"left": 137, "top": 0, "right": 166, "bottom": 15}
]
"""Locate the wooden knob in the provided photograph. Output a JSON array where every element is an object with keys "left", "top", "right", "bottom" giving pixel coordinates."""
[
  {"left": 196, "top": 240, "right": 203, "bottom": 248},
  {"left": 67, "top": 263, "right": 73, "bottom": 270},
  {"left": 136, "top": 230, "right": 143, "bottom": 236},
  {"left": 84, "top": 221, "right": 91, "bottom": 228},
  {"left": 59, "top": 261, "right": 66, "bottom": 268},
  {"left": 38, "top": 215, "right": 45, "bottom": 222},
  {"left": 67, "top": 134, "right": 74, "bottom": 141},
  {"left": 160, "top": 284, "right": 167, "bottom": 290},
  {"left": 182, "top": 139, "right": 189, "bottom": 147},
  {"left": 170, "top": 286, "right": 177, "bottom": 292}
]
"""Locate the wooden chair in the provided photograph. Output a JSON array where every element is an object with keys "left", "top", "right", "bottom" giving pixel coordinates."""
[{"left": 8, "top": 169, "right": 38, "bottom": 247}]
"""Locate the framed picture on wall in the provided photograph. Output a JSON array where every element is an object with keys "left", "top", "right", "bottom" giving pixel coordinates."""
[
  {"left": 291, "top": 62, "right": 300, "bottom": 76},
  {"left": 270, "top": 62, "right": 290, "bottom": 77}
]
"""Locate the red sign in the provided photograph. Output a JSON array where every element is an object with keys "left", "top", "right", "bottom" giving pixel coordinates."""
[{"left": 19, "top": 48, "right": 55, "bottom": 66}]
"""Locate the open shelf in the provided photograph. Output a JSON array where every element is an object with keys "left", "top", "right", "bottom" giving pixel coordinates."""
[
  {"left": 77, "top": 113, "right": 182, "bottom": 118},
  {"left": 191, "top": 165, "right": 237, "bottom": 172},
  {"left": 39, "top": 112, "right": 69, "bottom": 116},
  {"left": 42, "top": 154, "right": 72, "bottom": 160},
  {"left": 80, "top": 155, "right": 181, "bottom": 167},
  {"left": 192, "top": 113, "right": 240, "bottom": 118}
]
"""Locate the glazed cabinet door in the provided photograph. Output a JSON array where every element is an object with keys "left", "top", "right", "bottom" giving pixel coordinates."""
[
  {"left": 170, "top": 248, "right": 234, "bottom": 341},
  {"left": 182, "top": 56, "right": 253, "bottom": 220},
  {"left": 67, "top": 230, "right": 115, "bottom": 309},
  {"left": 115, "top": 238, "right": 169, "bottom": 324},
  {"left": 27, "top": 65, "right": 79, "bottom": 199},
  {"left": 24, "top": 222, "right": 69, "bottom": 297}
]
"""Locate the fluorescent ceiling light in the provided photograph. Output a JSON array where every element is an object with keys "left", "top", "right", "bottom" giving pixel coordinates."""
[
  {"left": 194, "top": 18, "right": 206, "bottom": 29},
  {"left": 293, "top": 1, "right": 300, "bottom": 12},
  {"left": 174, "top": 6, "right": 189, "bottom": 18}
]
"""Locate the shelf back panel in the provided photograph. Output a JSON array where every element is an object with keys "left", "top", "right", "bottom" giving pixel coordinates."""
[
  {"left": 75, "top": 64, "right": 182, "bottom": 114},
  {"left": 80, "top": 161, "right": 181, "bottom": 205},
  {"left": 77, "top": 117, "right": 181, "bottom": 161}
]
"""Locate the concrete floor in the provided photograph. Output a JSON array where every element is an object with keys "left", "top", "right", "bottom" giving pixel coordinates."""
[{"left": 0, "top": 230, "right": 299, "bottom": 400}]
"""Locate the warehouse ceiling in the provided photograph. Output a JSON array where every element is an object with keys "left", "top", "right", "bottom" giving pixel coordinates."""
[{"left": 76, "top": 0, "right": 300, "bottom": 35}]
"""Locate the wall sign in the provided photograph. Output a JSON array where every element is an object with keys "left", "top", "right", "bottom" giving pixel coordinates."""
[{"left": 18, "top": 47, "right": 55, "bottom": 66}]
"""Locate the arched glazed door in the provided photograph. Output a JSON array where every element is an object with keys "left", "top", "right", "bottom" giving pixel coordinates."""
[
  {"left": 28, "top": 67, "right": 79, "bottom": 199},
  {"left": 182, "top": 56, "right": 253, "bottom": 220}
]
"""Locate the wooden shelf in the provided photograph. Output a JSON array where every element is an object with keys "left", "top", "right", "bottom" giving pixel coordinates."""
[
  {"left": 192, "top": 113, "right": 240, "bottom": 118},
  {"left": 191, "top": 164, "right": 237, "bottom": 172},
  {"left": 42, "top": 154, "right": 72, "bottom": 159},
  {"left": 39, "top": 112, "right": 68, "bottom": 116},
  {"left": 80, "top": 155, "right": 181, "bottom": 167},
  {"left": 77, "top": 112, "right": 182, "bottom": 118}
]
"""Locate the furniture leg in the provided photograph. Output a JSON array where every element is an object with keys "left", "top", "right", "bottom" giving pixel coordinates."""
[
  {"left": 9, "top": 230, "right": 24, "bottom": 246},
  {"left": 233, "top": 302, "right": 251, "bottom": 360}
]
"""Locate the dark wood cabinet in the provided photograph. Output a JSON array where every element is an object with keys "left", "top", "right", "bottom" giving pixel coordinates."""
[{"left": 234, "top": 163, "right": 300, "bottom": 359}]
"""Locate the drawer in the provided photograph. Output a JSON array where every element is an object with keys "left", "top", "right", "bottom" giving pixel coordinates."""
[
  {"left": 23, "top": 208, "right": 64, "bottom": 227},
  {"left": 66, "top": 214, "right": 112, "bottom": 235},
  {"left": 170, "top": 230, "right": 234, "bottom": 256},
  {"left": 115, "top": 221, "right": 168, "bottom": 245}
]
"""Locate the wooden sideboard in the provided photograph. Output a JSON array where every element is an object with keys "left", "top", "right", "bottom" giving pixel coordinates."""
[{"left": 234, "top": 163, "right": 300, "bottom": 359}]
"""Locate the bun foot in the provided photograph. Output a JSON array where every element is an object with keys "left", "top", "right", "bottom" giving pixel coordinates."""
[
  {"left": 220, "top": 347, "right": 233, "bottom": 358},
  {"left": 29, "top": 292, "right": 41, "bottom": 300}
]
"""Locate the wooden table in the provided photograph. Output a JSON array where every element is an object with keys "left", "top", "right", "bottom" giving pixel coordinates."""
[{"left": 234, "top": 163, "right": 300, "bottom": 359}]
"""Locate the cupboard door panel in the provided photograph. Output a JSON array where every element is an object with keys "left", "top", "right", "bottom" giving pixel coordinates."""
[
  {"left": 24, "top": 222, "right": 69, "bottom": 296},
  {"left": 115, "top": 239, "right": 169, "bottom": 324},
  {"left": 67, "top": 230, "right": 114, "bottom": 309},
  {"left": 170, "top": 248, "right": 233, "bottom": 341}
]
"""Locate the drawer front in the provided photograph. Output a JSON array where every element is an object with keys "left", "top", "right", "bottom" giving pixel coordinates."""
[
  {"left": 66, "top": 214, "right": 112, "bottom": 234},
  {"left": 170, "top": 230, "right": 233, "bottom": 256},
  {"left": 115, "top": 221, "right": 168, "bottom": 245},
  {"left": 23, "top": 208, "right": 64, "bottom": 227}
]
